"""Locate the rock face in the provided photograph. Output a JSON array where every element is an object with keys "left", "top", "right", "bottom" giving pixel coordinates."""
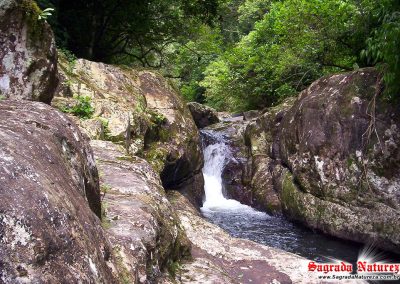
[
  {"left": 91, "top": 140, "right": 190, "bottom": 283},
  {"left": 0, "top": 0, "right": 58, "bottom": 103},
  {"left": 166, "top": 191, "right": 324, "bottom": 284},
  {"left": 244, "top": 68, "right": 400, "bottom": 253},
  {"left": 54, "top": 58, "right": 148, "bottom": 147},
  {"left": 245, "top": 97, "right": 296, "bottom": 213},
  {"left": 53, "top": 59, "right": 204, "bottom": 206},
  {"left": 0, "top": 100, "right": 117, "bottom": 283},
  {"left": 187, "top": 102, "right": 220, "bottom": 128},
  {"left": 139, "top": 72, "right": 204, "bottom": 206}
]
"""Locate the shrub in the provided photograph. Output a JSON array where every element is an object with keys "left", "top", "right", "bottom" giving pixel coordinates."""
[{"left": 61, "top": 95, "right": 94, "bottom": 119}]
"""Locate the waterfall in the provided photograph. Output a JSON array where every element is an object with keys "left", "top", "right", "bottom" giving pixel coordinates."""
[
  {"left": 199, "top": 129, "right": 361, "bottom": 263},
  {"left": 200, "top": 130, "right": 260, "bottom": 213}
]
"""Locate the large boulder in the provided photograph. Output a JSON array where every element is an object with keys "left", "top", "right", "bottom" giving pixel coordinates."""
[
  {"left": 0, "top": 0, "right": 58, "bottom": 103},
  {"left": 277, "top": 68, "right": 400, "bottom": 253},
  {"left": 139, "top": 71, "right": 204, "bottom": 206},
  {"left": 53, "top": 59, "right": 205, "bottom": 207},
  {"left": 53, "top": 58, "right": 148, "bottom": 149},
  {"left": 187, "top": 102, "right": 219, "bottom": 128},
  {"left": 244, "top": 97, "right": 296, "bottom": 213},
  {"left": 244, "top": 68, "right": 400, "bottom": 253},
  {"left": 0, "top": 100, "right": 118, "bottom": 282},
  {"left": 91, "top": 140, "right": 191, "bottom": 283}
]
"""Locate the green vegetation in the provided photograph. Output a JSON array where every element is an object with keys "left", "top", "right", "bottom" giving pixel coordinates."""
[
  {"left": 58, "top": 48, "right": 77, "bottom": 73},
  {"left": 363, "top": 1, "right": 400, "bottom": 98},
  {"left": 37, "top": 0, "right": 399, "bottom": 111},
  {"left": 21, "top": 0, "right": 44, "bottom": 41},
  {"left": 113, "top": 247, "right": 132, "bottom": 284},
  {"left": 61, "top": 95, "right": 94, "bottom": 119},
  {"left": 38, "top": 7, "right": 54, "bottom": 20},
  {"left": 100, "top": 183, "right": 111, "bottom": 196},
  {"left": 167, "top": 260, "right": 181, "bottom": 278},
  {"left": 100, "top": 201, "right": 111, "bottom": 228}
]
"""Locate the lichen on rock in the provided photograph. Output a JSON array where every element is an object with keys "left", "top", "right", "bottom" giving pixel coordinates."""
[
  {"left": 241, "top": 68, "right": 400, "bottom": 253},
  {"left": 0, "top": 100, "right": 118, "bottom": 283},
  {"left": 54, "top": 58, "right": 205, "bottom": 207},
  {"left": 0, "top": 0, "right": 58, "bottom": 103}
]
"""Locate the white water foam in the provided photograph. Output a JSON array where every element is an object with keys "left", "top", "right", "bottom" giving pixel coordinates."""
[{"left": 200, "top": 136, "right": 265, "bottom": 216}]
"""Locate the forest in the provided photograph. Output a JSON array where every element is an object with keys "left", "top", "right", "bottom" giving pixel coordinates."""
[{"left": 37, "top": 0, "right": 400, "bottom": 111}]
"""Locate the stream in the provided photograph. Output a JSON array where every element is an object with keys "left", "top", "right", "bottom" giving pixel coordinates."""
[{"left": 200, "top": 128, "right": 362, "bottom": 263}]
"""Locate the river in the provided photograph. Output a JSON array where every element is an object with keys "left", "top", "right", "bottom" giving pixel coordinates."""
[{"left": 200, "top": 128, "right": 362, "bottom": 263}]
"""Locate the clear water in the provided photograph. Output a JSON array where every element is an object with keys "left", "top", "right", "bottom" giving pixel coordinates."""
[{"left": 200, "top": 130, "right": 361, "bottom": 263}]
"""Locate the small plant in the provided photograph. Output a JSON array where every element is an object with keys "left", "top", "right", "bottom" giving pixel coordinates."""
[
  {"left": 167, "top": 260, "right": 181, "bottom": 278},
  {"left": 99, "top": 118, "right": 113, "bottom": 141},
  {"left": 101, "top": 201, "right": 111, "bottom": 229},
  {"left": 150, "top": 111, "right": 166, "bottom": 125},
  {"left": 101, "top": 184, "right": 111, "bottom": 195},
  {"left": 0, "top": 94, "right": 5, "bottom": 101},
  {"left": 58, "top": 48, "right": 77, "bottom": 76},
  {"left": 61, "top": 95, "right": 94, "bottom": 119},
  {"left": 38, "top": 8, "right": 54, "bottom": 21}
]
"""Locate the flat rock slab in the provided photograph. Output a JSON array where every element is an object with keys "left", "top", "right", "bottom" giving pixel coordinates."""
[{"left": 166, "top": 191, "right": 360, "bottom": 284}]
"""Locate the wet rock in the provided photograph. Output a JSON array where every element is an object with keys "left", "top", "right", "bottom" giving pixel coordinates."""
[
  {"left": 165, "top": 191, "right": 325, "bottom": 284},
  {"left": 0, "top": 100, "right": 118, "bottom": 283},
  {"left": 0, "top": 0, "right": 58, "bottom": 103},
  {"left": 203, "top": 121, "right": 253, "bottom": 205},
  {"left": 244, "top": 97, "right": 296, "bottom": 213},
  {"left": 91, "top": 140, "right": 191, "bottom": 283},
  {"left": 243, "top": 110, "right": 260, "bottom": 121},
  {"left": 187, "top": 102, "right": 220, "bottom": 128}
]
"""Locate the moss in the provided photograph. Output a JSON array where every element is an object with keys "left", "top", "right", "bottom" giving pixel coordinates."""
[
  {"left": 158, "top": 128, "right": 171, "bottom": 142},
  {"left": 346, "top": 157, "right": 355, "bottom": 168},
  {"left": 144, "top": 146, "right": 167, "bottom": 173},
  {"left": 61, "top": 95, "right": 94, "bottom": 119},
  {"left": 97, "top": 118, "right": 114, "bottom": 141},
  {"left": 58, "top": 49, "right": 77, "bottom": 77},
  {"left": 166, "top": 260, "right": 181, "bottom": 278},
  {"left": 101, "top": 201, "right": 111, "bottom": 229},
  {"left": 115, "top": 156, "right": 135, "bottom": 162},
  {"left": 113, "top": 247, "right": 133, "bottom": 284},
  {"left": 100, "top": 184, "right": 111, "bottom": 195},
  {"left": 281, "top": 172, "right": 306, "bottom": 219},
  {"left": 265, "top": 201, "right": 281, "bottom": 214},
  {"left": 143, "top": 111, "right": 170, "bottom": 149},
  {"left": 20, "top": 0, "right": 44, "bottom": 43}
]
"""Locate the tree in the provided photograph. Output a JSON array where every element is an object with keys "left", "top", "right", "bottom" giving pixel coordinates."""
[
  {"left": 200, "top": 0, "right": 387, "bottom": 111},
  {"left": 363, "top": 0, "right": 400, "bottom": 98},
  {"left": 39, "top": 0, "right": 221, "bottom": 63}
]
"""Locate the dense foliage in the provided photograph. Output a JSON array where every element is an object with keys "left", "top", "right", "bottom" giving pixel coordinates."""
[
  {"left": 37, "top": 0, "right": 220, "bottom": 63},
  {"left": 38, "top": 0, "right": 400, "bottom": 111},
  {"left": 364, "top": 1, "right": 400, "bottom": 98}
]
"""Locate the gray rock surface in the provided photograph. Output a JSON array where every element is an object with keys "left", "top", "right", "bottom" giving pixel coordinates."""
[
  {"left": 244, "top": 68, "right": 400, "bottom": 253},
  {"left": 0, "top": 0, "right": 58, "bottom": 103},
  {"left": 91, "top": 140, "right": 191, "bottom": 283},
  {"left": 0, "top": 100, "right": 116, "bottom": 283},
  {"left": 53, "top": 59, "right": 205, "bottom": 207}
]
